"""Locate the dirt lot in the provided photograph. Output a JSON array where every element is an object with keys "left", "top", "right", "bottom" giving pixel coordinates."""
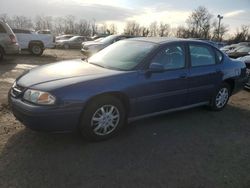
[{"left": 0, "top": 49, "right": 250, "bottom": 188}]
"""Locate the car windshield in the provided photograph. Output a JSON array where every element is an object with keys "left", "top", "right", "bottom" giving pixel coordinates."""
[
  {"left": 69, "top": 36, "right": 80, "bottom": 41},
  {"left": 98, "top": 35, "right": 118, "bottom": 44},
  {"left": 88, "top": 40, "right": 156, "bottom": 70}
]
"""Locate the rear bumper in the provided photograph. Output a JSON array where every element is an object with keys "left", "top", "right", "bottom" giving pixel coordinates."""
[
  {"left": 233, "top": 76, "right": 248, "bottom": 94},
  {"left": 5, "top": 43, "right": 20, "bottom": 55},
  {"left": 9, "top": 94, "right": 83, "bottom": 132}
]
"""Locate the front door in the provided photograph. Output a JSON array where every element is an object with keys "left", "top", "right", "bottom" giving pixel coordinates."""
[{"left": 133, "top": 43, "right": 189, "bottom": 117}]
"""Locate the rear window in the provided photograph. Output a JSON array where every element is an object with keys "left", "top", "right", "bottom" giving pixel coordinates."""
[
  {"left": 12, "top": 29, "right": 31, "bottom": 34},
  {"left": 0, "top": 24, "right": 6, "bottom": 33}
]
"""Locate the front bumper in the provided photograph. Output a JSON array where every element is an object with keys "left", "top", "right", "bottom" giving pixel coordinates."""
[
  {"left": 9, "top": 93, "right": 83, "bottom": 132},
  {"left": 81, "top": 48, "right": 93, "bottom": 57}
]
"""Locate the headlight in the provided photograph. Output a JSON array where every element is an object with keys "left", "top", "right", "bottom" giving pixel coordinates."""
[{"left": 23, "top": 89, "right": 56, "bottom": 105}]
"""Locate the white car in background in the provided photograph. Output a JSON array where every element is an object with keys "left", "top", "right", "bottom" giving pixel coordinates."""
[
  {"left": 0, "top": 20, "right": 20, "bottom": 61},
  {"left": 12, "top": 29, "right": 55, "bottom": 56}
]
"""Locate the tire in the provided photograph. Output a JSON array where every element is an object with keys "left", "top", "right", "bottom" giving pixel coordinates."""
[
  {"left": 29, "top": 43, "right": 44, "bottom": 56},
  {"left": 210, "top": 83, "right": 231, "bottom": 111},
  {"left": 0, "top": 47, "right": 4, "bottom": 61},
  {"left": 80, "top": 96, "right": 126, "bottom": 141},
  {"left": 64, "top": 44, "right": 70, "bottom": 49}
]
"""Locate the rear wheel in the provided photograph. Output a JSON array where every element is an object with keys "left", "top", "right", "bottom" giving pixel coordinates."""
[
  {"left": 80, "top": 96, "right": 126, "bottom": 141},
  {"left": 29, "top": 43, "right": 44, "bottom": 56},
  {"left": 210, "top": 83, "right": 231, "bottom": 111},
  {"left": 0, "top": 47, "right": 4, "bottom": 61}
]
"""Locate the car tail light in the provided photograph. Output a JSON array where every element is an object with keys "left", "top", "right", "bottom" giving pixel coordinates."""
[{"left": 9, "top": 34, "right": 17, "bottom": 44}]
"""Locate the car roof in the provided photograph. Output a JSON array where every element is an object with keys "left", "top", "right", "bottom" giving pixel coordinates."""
[{"left": 128, "top": 37, "right": 215, "bottom": 45}]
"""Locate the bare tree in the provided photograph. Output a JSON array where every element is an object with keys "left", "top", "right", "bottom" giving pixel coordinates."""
[
  {"left": 139, "top": 26, "right": 149, "bottom": 36},
  {"left": 158, "top": 22, "right": 170, "bottom": 37},
  {"left": 34, "top": 15, "right": 52, "bottom": 30},
  {"left": 211, "top": 21, "right": 228, "bottom": 41},
  {"left": 124, "top": 21, "right": 140, "bottom": 36},
  {"left": 108, "top": 23, "right": 117, "bottom": 34},
  {"left": 149, "top": 21, "right": 158, "bottom": 36},
  {"left": 186, "top": 6, "right": 213, "bottom": 39},
  {"left": 76, "top": 19, "right": 91, "bottom": 36},
  {"left": 91, "top": 19, "right": 97, "bottom": 36},
  {"left": 175, "top": 26, "right": 190, "bottom": 38},
  {"left": 231, "top": 25, "right": 249, "bottom": 43}
]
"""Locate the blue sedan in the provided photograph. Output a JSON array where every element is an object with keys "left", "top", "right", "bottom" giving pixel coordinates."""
[{"left": 9, "top": 38, "right": 247, "bottom": 141}]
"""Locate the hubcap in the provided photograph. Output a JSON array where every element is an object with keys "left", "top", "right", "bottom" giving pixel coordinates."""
[
  {"left": 91, "top": 105, "right": 120, "bottom": 136},
  {"left": 215, "top": 87, "right": 229, "bottom": 108},
  {"left": 32, "top": 46, "right": 41, "bottom": 54}
]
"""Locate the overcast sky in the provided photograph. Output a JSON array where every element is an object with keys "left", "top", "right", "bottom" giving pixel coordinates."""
[{"left": 1, "top": 0, "right": 250, "bottom": 35}]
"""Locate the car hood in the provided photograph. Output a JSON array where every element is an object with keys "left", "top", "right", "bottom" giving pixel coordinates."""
[{"left": 17, "top": 59, "right": 121, "bottom": 87}]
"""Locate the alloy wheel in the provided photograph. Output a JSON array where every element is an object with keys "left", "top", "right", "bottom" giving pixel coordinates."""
[
  {"left": 215, "top": 87, "right": 229, "bottom": 108},
  {"left": 91, "top": 105, "right": 120, "bottom": 136}
]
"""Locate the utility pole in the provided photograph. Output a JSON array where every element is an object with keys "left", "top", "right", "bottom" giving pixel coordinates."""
[{"left": 217, "top": 14, "right": 223, "bottom": 41}]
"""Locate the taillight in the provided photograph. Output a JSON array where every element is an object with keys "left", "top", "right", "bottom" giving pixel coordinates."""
[{"left": 9, "top": 34, "right": 17, "bottom": 44}]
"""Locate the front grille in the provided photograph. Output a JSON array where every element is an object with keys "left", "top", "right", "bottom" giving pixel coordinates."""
[{"left": 11, "top": 83, "right": 25, "bottom": 98}]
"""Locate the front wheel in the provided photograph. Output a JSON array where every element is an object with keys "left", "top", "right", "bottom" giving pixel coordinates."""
[
  {"left": 80, "top": 96, "right": 126, "bottom": 141},
  {"left": 210, "top": 83, "right": 231, "bottom": 111}
]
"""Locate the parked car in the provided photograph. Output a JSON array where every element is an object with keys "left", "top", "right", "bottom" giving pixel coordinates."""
[
  {"left": 221, "top": 42, "right": 250, "bottom": 54},
  {"left": 81, "top": 34, "right": 136, "bottom": 57},
  {"left": 9, "top": 38, "right": 247, "bottom": 141},
  {"left": 0, "top": 20, "right": 20, "bottom": 61},
  {"left": 227, "top": 45, "right": 250, "bottom": 58},
  {"left": 37, "top": 30, "right": 52, "bottom": 34},
  {"left": 13, "top": 28, "right": 55, "bottom": 56},
  {"left": 56, "top": 36, "right": 88, "bottom": 49},
  {"left": 56, "top": 34, "right": 75, "bottom": 42},
  {"left": 237, "top": 55, "right": 250, "bottom": 89},
  {"left": 91, "top": 34, "right": 110, "bottom": 40}
]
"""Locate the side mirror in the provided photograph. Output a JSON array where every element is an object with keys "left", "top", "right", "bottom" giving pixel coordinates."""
[{"left": 148, "top": 63, "right": 165, "bottom": 73}]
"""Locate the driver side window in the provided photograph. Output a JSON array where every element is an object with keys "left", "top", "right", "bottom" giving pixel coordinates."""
[{"left": 151, "top": 44, "right": 185, "bottom": 70}]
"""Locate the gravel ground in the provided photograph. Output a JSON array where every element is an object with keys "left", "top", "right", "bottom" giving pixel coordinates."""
[{"left": 0, "top": 49, "right": 250, "bottom": 188}]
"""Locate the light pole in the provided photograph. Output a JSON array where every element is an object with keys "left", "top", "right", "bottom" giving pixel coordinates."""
[{"left": 217, "top": 14, "right": 223, "bottom": 41}]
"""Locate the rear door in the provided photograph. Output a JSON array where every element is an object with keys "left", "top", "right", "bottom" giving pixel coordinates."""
[{"left": 187, "top": 42, "right": 223, "bottom": 105}]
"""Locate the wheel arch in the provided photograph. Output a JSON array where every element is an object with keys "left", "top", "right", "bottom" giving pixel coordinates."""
[
  {"left": 223, "top": 78, "right": 235, "bottom": 94},
  {"left": 78, "top": 91, "right": 130, "bottom": 124},
  {"left": 28, "top": 40, "right": 44, "bottom": 48}
]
